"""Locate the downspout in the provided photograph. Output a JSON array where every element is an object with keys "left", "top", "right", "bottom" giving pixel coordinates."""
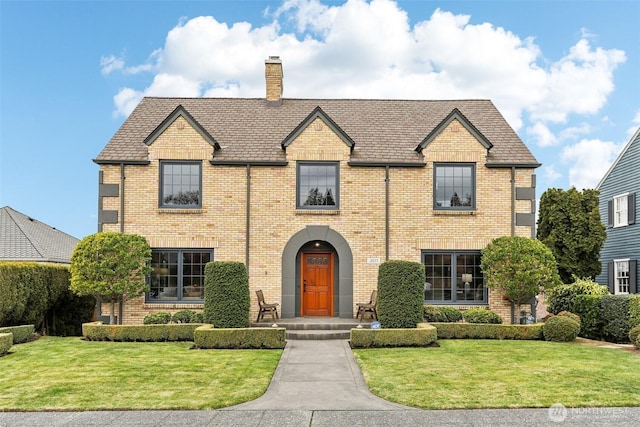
[
  {"left": 119, "top": 163, "right": 125, "bottom": 324},
  {"left": 510, "top": 166, "right": 515, "bottom": 237},
  {"left": 246, "top": 164, "right": 251, "bottom": 272},
  {"left": 385, "top": 165, "right": 390, "bottom": 261},
  {"left": 510, "top": 166, "right": 515, "bottom": 324}
]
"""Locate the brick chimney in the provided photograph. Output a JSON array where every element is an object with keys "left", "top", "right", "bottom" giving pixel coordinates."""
[{"left": 265, "top": 56, "right": 283, "bottom": 105}]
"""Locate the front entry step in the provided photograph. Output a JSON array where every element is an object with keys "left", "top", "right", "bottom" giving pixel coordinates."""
[{"left": 251, "top": 318, "right": 373, "bottom": 340}]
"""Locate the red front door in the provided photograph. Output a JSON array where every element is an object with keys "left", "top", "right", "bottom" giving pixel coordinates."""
[{"left": 301, "top": 252, "right": 334, "bottom": 316}]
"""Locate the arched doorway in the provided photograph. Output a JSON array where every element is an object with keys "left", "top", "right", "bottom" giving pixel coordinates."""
[{"left": 281, "top": 226, "right": 353, "bottom": 318}]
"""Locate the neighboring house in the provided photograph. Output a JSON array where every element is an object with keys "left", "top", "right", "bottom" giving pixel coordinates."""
[
  {"left": 0, "top": 206, "right": 79, "bottom": 264},
  {"left": 596, "top": 128, "right": 640, "bottom": 294},
  {"left": 94, "top": 57, "right": 540, "bottom": 324}
]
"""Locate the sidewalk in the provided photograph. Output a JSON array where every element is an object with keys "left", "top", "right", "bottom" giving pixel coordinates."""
[{"left": 2, "top": 339, "right": 640, "bottom": 426}]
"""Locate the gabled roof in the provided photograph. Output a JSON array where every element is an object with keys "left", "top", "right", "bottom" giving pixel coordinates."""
[
  {"left": 95, "top": 97, "right": 539, "bottom": 167},
  {"left": 281, "top": 106, "right": 355, "bottom": 150},
  {"left": 596, "top": 127, "right": 640, "bottom": 190},
  {"left": 0, "top": 206, "right": 79, "bottom": 264},
  {"left": 144, "top": 105, "right": 221, "bottom": 150},
  {"left": 416, "top": 108, "right": 493, "bottom": 152}
]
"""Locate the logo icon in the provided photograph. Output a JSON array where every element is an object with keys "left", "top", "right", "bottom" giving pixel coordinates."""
[{"left": 548, "top": 403, "right": 568, "bottom": 423}]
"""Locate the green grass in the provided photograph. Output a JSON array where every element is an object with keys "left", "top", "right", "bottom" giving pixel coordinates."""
[
  {"left": 0, "top": 336, "right": 282, "bottom": 411},
  {"left": 354, "top": 340, "right": 640, "bottom": 409}
]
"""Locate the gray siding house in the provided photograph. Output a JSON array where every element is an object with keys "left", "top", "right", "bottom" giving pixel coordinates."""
[{"left": 596, "top": 128, "right": 639, "bottom": 293}]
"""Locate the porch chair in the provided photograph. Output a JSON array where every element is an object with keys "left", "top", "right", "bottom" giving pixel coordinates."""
[
  {"left": 256, "top": 289, "right": 279, "bottom": 322},
  {"left": 356, "top": 289, "right": 378, "bottom": 321}
]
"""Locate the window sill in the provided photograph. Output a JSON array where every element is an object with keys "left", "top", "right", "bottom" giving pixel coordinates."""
[
  {"left": 296, "top": 209, "right": 340, "bottom": 215},
  {"left": 143, "top": 302, "right": 204, "bottom": 309},
  {"left": 433, "top": 210, "right": 476, "bottom": 216},
  {"left": 157, "top": 208, "right": 204, "bottom": 214}
]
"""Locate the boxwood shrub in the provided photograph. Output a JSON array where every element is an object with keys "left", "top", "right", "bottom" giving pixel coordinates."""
[
  {"left": 194, "top": 324, "right": 285, "bottom": 349},
  {"left": 431, "top": 322, "right": 543, "bottom": 340},
  {"left": 423, "top": 305, "right": 446, "bottom": 322},
  {"left": 377, "top": 260, "right": 424, "bottom": 328},
  {"left": 82, "top": 322, "right": 205, "bottom": 342},
  {"left": 462, "top": 308, "right": 503, "bottom": 324},
  {"left": 143, "top": 311, "right": 172, "bottom": 325},
  {"left": 0, "top": 325, "right": 34, "bottom": 344},
  {"left": 0, "top": 332, "right": 13, "bottom": 355},
  {"left": 543, "top": 316, "right": 580, "bottom": 342},
  {"left": 439, "top": 306, "right": 463, "bottom": 322},
  {"left": 350, "top": 324, "right": 437, "bottom": 348},
  {"left": 546, "top": 278, "right": 609, "bottom": 315},
  {"left": 172, "top": 310, "right": 198, "bottom": 324},
  {"left": 204, "top": 261, "right": 250, "bottom": 328},
  {"left": 629, "top": 295, "right": 640, "bottom": 329}
]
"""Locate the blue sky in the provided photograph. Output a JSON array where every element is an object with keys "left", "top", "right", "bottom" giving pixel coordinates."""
[{"left": 1, "top": 0, "right": 639, "bottom": 240}]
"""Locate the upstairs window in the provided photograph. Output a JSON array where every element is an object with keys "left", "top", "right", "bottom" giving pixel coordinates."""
[
  {"left": 608, "top": 193, "right": 636, "bottom": 228},
  {"left": 160, "top": 161, "right": 202, "bottom": 208},
  {"left": 434, "top": 163, "right": 475, "bottom": 210},
  {"left": 297, "top": 162, "right": 339, "bottom": 209}
]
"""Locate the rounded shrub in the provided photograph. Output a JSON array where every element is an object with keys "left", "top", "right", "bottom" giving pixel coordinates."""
[
  {"left": 462, "top": 308, "right": 503, "bottom": 324},
  {"left": 543, "top": 315, "right": 580, "bottom": 342},
  {"left": 172, "top": 310, "right": 195, "bottom": 324},
  {"left": 423, "top": 305, "right": 446, "bottom": 322},
  {"left": 439, "top": 306, "right": 463, "bottom": 322},
  {"left": 143, "top": 311, "right": 171, "bottom": 325},
  {"left": 629, "top": 324, "right": 640, "bottom": 349},
  {"left": 557, "top": 311, "right": 581, "bottom": 326},
  {"left": 190, "top": 311, "right": 204, "bottom": 323}
]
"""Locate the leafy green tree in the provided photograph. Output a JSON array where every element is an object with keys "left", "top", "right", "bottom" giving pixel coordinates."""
[
  {"left": 481, "top": 236, "right": 562, "bottom": 323},
  {"left": 537, "top": 187, "right": 606, "bottom": 283},
  {"left": 70, "top": 232, "right": 152, "bottom": 325}
]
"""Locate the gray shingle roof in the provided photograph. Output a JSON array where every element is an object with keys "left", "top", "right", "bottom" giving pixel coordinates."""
[
  {"left": 95, "top": 97, "right": 539, "bottom": 167},
  {"left": 0, "top": 206, "right": 79, "bottom": 264}
]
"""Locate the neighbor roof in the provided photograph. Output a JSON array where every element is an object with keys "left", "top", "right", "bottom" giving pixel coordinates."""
[
  {"left": 0, "top": 206, "right": 79, "bottom": 264},
  {"left": 95, "top": 97, "right": 539, "bottom": 167}
]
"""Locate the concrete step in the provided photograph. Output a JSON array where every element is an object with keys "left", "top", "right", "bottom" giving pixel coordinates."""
[{"left": 251, "top": 317, "right": 373, "bottom": 340}]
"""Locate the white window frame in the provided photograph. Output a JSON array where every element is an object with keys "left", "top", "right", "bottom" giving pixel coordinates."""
[
  {"left": 614, "top": 259, "right": 630, "bottom": 295},
  {"left": 613, "top": 193, "right": 629, "bottom": 227}
]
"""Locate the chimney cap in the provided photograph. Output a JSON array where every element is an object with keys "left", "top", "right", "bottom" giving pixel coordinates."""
[{"left": 266, "top": 56, "right": 281, "bottom": 63}]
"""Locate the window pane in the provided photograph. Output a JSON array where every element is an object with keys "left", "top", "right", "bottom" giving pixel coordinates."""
[
  {"left": 435, "top": 164, "right": 474, "bottom": 209},
  {"left": 148, "top": 250, "right": 211, "bottom": 302},
  {"left": 424, "top": 251, "right": 485, "bottom": 303},
  {"left": 161, "top": 162, "right": 201, "bottom": 207},
  {"left": 298, "top": 163, "right": 338, "bottom": 208}
]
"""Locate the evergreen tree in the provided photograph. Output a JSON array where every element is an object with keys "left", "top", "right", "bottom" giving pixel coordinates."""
[{"left": 537, "top": 187, "right": 606, "bottom": 283}]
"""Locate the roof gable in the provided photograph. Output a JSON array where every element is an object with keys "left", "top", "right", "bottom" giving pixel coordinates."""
[
  {"left": 144, "top": 105, "right": 221, "bottom": 150},
  {"left": 0, "top": 206, "right": 79, "bottom": 264},
  {"left": 415, "top": 108, "right": 493, "bottom": 153},
  {"left": 281, "top": 106, "right": 355, "bottom": 151},
  {"left": 596, "top": 127, "right": 640, "bottom": 190}
]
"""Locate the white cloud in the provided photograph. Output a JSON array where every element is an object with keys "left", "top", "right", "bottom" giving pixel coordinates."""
[
  {"left": 100, "top": 55, "right": 124, "bottom": 75},
  {"left": 103, "top": 0, "right": 626, "bottom": 142},
  {"left": 561, "top": 139, "right": 622, "bottom": 190},
  {"left": 542, "top": 165, "right": 562, "bottom": 183},
  {"left": 113, "top": 87, "right": 143, "bottom": 118}
]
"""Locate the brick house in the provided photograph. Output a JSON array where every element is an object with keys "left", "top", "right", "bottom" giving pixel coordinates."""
[{"left": 94, "top": 57, "right": 539, "bottom": 324}]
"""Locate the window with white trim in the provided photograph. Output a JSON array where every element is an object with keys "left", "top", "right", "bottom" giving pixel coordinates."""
[
  {"left": 614, "top": 260, "right": 630, "bottom": 295},
  {"left": 614, "top": 194, "right": 628, "bottom": 227}
]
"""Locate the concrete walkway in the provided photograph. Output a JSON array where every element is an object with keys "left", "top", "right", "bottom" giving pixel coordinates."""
[{"left": 2, "top": 338, "right": 640, "bottom": 426}]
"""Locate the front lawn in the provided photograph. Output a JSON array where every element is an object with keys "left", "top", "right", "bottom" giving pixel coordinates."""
[
  {"left": 354, "top": 340, "right": 640, "bottom": 409},
  {"left": 0, "top": 336, "right": 282, "bottom": 411}
]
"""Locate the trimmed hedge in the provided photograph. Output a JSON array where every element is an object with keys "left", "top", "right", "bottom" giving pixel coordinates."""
[
  {"left": 543, "top": 316, "right": 580, "bottom": 342},
  {"left": 204, "top": 262, "right": 250, "bottom": 328},
  {"left": 601, "top": 295, "right": 631, "bottom": 343},
  {"left": 462, "top": 308, "right": 503, "bottom": 324},
  {"left": 350, "top": 324, "right": 437, "bottom": 348},
  {"left": 377, "top": 260, "right": 424, "bottom": 328},
  {"left": 629, "top": 324, "right": 640, "bottom": 348},
  {"left": 572, "top": 295, "right": 604, "bottom": 340},
  {"left": 0, "top": 262, "right": 71, "bottom": 331},
  {"left": 0, "top": 325, "right": 34, "bottom": 344},
  {"left": 172, "top": 310, "right": 197, "bottom": 324},
  {"left": 423, "top": 305, "right": 446, "bottom": 322},
  {"left": 82, "top": 322, "right": 205, "bottom": 342},
  {"left": 0, "top": 332, "right": 13, "bottom": 355},
  {"left": 430, "top": 322, "right": 543, "bottom": 340},
  {"left": 546, "top": 278, "right": 609, "bottom": 315},
  {"left": 628, "top": 295, "right": 640, "bottom": 329},
  {"left": 194, "top": 324, "right": 285, "bottom": 349}
]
